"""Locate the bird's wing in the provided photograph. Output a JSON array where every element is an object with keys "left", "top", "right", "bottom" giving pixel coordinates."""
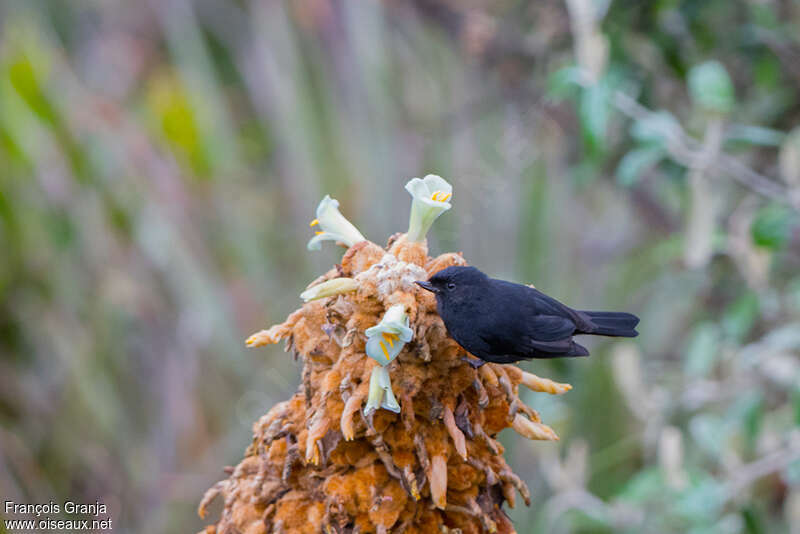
[
  {"left": 479, "top": 315, "right": 576, "bottom": 355},
  {"left": 522, "top": 314, "right": 577, "bottom": 341},
  {"left": 491, "top": 280, "right": 583, "bottom": 317},
  {"left": 523, "top": 338, "right": 577, "bottom": 354},
  {"left": 527, "top": 288, "right": 594, "bottom": 326},
  {"left": 512, "top": 284, "right": 595, "bottom": 332}
]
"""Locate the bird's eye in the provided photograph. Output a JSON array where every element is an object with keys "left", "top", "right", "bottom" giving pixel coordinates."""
[{"left": 447, "top": 282, "right": 456, "bottom": 290}]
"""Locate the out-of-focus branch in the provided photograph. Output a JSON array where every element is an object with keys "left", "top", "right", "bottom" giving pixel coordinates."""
[
  {"left": 406, "top": 0, "right": 796, "bottom": 208},
  {"left": 724, "top": 442, "right": 800, "bottom": 499},
  {"left": 564, "top": 0, "right": 608, "bottom": 83},
  {"left": 562, "top": 0, "right": 795, "bottom": 209},
  {"left": 684, "top": 117, "right": 724, "bottom": 268},
  {"left": 612, "top": 91, "right": 796, "bottom": 207}
]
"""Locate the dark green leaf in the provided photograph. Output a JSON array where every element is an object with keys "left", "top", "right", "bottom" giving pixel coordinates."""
[
  {"left": 684, "top": 323, "right": 720, "bottom": 377},
  {"left": 616, "top": 146, "right": 665, "bottom": 186},
  {"left": 722, "top": 292, "right": 759, "bottom": 342},
  {"left": 689, "top": 414, "right": 727, "bottom": 456},
  {"left": 616, "top": 467, "right": 664, "bottom": 502},
  {"left": 688, "top": 61, "right": 735, "bottom": 114},
  {"left": 728, "top": 392, "right": 763, "bottom": 453},
  {"left": 580, "top": 82, "right": 612, "bottom": 156},
  {"left": 546, "top": 65, "right": 581, "bottom": 101},
  {"left": 725, "top": 124, "right": 785, "bottom": 147},
  {"left": 785, "top": 459, "right": 800, "bottom": 485},
  {"left": 674, "top": 478, "right": 726, "bottom": 522},
  {"left": 750, "top": 203, "right": 795, "bottom": 249},
  {"left": 741, "top": 505, "right": 766, "bottom": 534},
  {"left": 631, "top": 111, "right": 681, "bottom": 147}
]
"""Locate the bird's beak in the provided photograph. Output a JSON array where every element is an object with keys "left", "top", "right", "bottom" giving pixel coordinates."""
[{"left": 415, "top": 280, "right": 438, "bottom": 293}]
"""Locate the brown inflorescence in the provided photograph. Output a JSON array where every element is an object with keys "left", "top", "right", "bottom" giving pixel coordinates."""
[{"left": 200, "top": 238, "right": 572, "bottom": 534}]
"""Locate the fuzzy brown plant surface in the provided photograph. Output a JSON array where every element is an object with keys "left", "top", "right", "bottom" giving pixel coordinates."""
[{"left": 198, "top": 236, "right": 572, "bottom": 534}]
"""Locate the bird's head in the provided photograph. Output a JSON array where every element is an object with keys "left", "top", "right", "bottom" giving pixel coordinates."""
[{"left": 415, "top": 266, "right": 487, "bottom": 300}]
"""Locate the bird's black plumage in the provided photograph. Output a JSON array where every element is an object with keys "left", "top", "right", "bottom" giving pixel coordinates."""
[{"left": 416, "top": 266, "right": 639, "bottom": 365}]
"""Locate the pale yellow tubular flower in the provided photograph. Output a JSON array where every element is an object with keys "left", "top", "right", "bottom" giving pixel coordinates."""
[
  {"left": 307, "top": 195, "right": 366, "bottom": 250},
  {"left": 363, "top": 365, "right": 401, "bottom": 416},
  {"left": 365, "top": 305, "right": 413, "bottom": 366},
  {"left": 405, "top": 174, "right": 453, "bottom": 242},
  {"left": 299, "top": 277, "right": 358, "bottom": 302}
]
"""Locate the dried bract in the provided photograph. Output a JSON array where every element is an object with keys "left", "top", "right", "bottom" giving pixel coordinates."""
[{"left": 200, "top": 238, "right": 571, "bottom": 534}]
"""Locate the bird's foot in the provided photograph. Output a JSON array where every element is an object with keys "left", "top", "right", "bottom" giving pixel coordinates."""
[{"left": 460, "top": 355, "right": 486, "bottom": 369}]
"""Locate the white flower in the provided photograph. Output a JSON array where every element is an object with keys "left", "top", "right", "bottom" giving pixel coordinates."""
[
  {"left": 405, "top": 175, "right": 453, "bottom": 242},
  {"left": 307, "top": 195, "right": 366, "bottom": 250},
  {"left": 364, "top": 365, "right": 401, "bottom": 415},
  {"left": 364, "top": 305, "right": 413, "bottom": 365},
  {"left": 299, "top": 278, "right": 358, "bottom": 302}
]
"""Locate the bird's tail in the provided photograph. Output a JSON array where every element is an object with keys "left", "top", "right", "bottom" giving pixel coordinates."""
[{"left": 582, "top": 311, "right": 639, "bottom": 337}]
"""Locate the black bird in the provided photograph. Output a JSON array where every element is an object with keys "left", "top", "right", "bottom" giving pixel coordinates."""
[{"left": 415, "top": 266, "right": 639, "bottom": 365}]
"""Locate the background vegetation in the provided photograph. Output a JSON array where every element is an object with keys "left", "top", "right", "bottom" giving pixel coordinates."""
[{"left": 1, "top": 0, "right": 799, "bottom": 532}]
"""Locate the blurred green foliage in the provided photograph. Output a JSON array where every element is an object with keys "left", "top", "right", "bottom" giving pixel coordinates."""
[{"left": 0, "top": 1, "right": 798, "bottom": 533}]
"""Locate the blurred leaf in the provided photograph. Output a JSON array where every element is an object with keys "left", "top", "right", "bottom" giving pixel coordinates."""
[
  {"left": 546, "top": 65, "right": 582, "bottom": 101},
  {"left": 750, "top": 203, "right": 795, "bottom": 249},
  {"left": 688, "top": 61, "right": 734, "bottom": 114},
  {"left": 579, "top": 75, "right": 619, "bottom": 158},
  {"left": 631, "top": 111, "right": 681, "bottom": 147},
  {"left": 572, "top": 160, "right": 601, "bottom": 186},
  {"left": 580, "top": 83, "right": 610, "bottom": 157},
  {"left": 561, "top": 509, "right": 613, "bottom": 532},
  {"left": 4, "top": 33, "right": 56, "bottom": 126},
  {"left": 740, "top": 505, "right": 766, "bottom": 534},
  {"left": 616, "top": 146, "right": 665, "bottom": 187},
  {"left": 674, "top": 477, "right": 726, "bottom": 523},
  {"left": 684, "top": 322, "right": 720, "bottom": 377},
  {"left": 784, "top": 458, "right": 800, "bottom": 485},
  {"left": 753, "top": 54, "right": 780, "bottom": 91},
  {"left": 721, "top": 292, "right": 759, "bottom": 342},
  {"left": 748, "top": 2, "right": 779, "bottom": 30},
  {"left": 727, "top": 392, "right": 763, "bottom": 452},
  {"left": 616, "top": 467, "right": 664, "bottom": 502},
  {"left": 689, "top": 414, "right": 727, "bottom": 456},
  {"left": 744, "top": 323, "right": 800, "bottom": 353},
  {"left": 0, "top": 122, "right": 28, "bottom": 166},
  {"left": 3, "top": 38, "right": 90, "bottom": 182},
  {"left": 724, "top": 124, "right": 785, "bottom": 148},
  {"left": 48, "top": 210, "right": 77, "bottom": 250},
  {"left": 146, "top": 71, "right": 210, "bottom": 176}
]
